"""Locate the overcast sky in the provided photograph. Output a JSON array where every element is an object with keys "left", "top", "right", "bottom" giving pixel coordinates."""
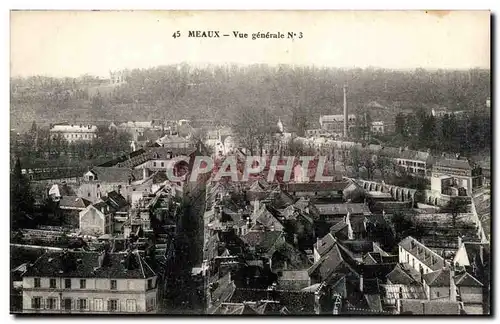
[{"left": 10, "top": 10, "right": 490, "bottom": 78}]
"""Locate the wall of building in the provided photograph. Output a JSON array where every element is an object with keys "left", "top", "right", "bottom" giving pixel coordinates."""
[
  {"left": 463, "top": 303, "right": 484, "bottom": 315},
  {"left": 22, "top": 277, "right": 157, "bottom": 313},
  {"left": 398, "top": 247, "right": 433, "bottom": 274},
  {"left": 78, "top": 182, "right": 130, "bottom": 204},
  {"left": 459, "top": 286, "right": 483, "bottom": 304},
  {"left": 428, "top": 286, "right": 450, "bottom": 300},
  {"left": 79, "top": 207, "right": 106, "bottom": 236}
]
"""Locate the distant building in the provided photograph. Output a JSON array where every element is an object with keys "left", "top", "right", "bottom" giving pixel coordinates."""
[
  {"left": 432, "top": 157, "right": 482, "bottom": 195},
  {"left": 109, "top": 70, "right": 130, "bottom": 84},
  {"left": 431, "top": 108, "right": 465, "bottom": 118},
  {"left": 117, "top": 121, "right": 161, "bottom": 141},
  {"left": 370, "top": 121, "right": 385, "bottom": 134},
  {"left": 50, "top": 124, "right": 98, "bottom": 143},
  {"left": 319, "top": 114, "right": 356, "bottom": 138},
  {"left": 21, "top": 250, "right": 158, "bottom": 314},
  {"left": 156, "top": 134, "right": 190, "bottom": 149},
  {"left": 79, "top": 191, "right": 129, "bottom": 236},
  {"left": 398, "top": 236, "right": 447, "bottom": 275},
  {"left": 395, "top": 149, "right": 435, "bottom": 177}
]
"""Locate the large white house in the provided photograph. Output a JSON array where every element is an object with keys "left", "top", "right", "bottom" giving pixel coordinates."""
[
  {"left": 50, "top": 124, "right": 98, "bottom": 143},
  {"left": 21, "top": 250, "right": 158, "bottom": 314}
]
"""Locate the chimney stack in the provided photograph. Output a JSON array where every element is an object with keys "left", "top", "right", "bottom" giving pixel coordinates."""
[{"left": 343, "top": 83, "right": 348, "bottom": 138}]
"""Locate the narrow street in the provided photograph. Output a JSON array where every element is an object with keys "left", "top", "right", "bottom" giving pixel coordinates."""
[{"left": 161, "top": 184, "right": 207, "bottom": 314}]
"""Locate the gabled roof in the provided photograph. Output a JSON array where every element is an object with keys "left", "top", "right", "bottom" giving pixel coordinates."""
[
  {"left": 211, "top": 303, "right": 258, "bottom": 315},
  {"left": 308, "top": 242, "right": 356, "bottom": 281},
  {"left": 230, "top": 288, "right": 316, "bottom": 314},
  {"left": 386, "top": 264, "right": 418, "bottom": 285},
  {"left": 422, "top": 267, "right": 451, "bottom": 287},
  {"left": 315, "top": 233, "right": 336, "bottom": 257},
  {"left": 254, "top": 204, "right": 284, "bottom": 230},
  {"left": 454, "top": 272, "right": 483, "bottom": 287},
  {"left": 59, "top": 196, "right": 92, "bottom": 209},
  {"left": 89, "top": 166, "right": 139, "bottom": 183},
  {"left": 105, "top": 191, "right": 129, "bottom": 211},
  {"left": 23, "top": 250, "right": 156, "bottom": 279}
]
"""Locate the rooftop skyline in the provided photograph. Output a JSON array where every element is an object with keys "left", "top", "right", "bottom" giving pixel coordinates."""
[{"left": 11, "top": 10, "right": 490, "bottom": 78}]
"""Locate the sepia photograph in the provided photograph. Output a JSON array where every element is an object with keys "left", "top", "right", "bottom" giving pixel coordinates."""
[{"left": 9, "top": 10, "right": 491, "bottom": 316}]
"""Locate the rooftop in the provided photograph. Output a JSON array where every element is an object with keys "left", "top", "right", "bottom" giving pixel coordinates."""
[
  {"left": 434, "top": 158, "right": 473, "bottom": 171},
  {"left": 398, "top": 236, "right": 446, "bottom": 271},
  {"left": 23, "top": 250, "right": 156, "bottom": 279}
]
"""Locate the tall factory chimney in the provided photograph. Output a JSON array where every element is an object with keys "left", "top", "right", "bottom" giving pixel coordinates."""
[{"left": 343, "top": 83, "right": 348, "bottom": 138}]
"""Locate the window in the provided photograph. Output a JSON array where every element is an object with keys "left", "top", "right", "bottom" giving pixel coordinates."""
[
  {"left": 147, "top": 279, "right": 153, "bottom": 290},
  {"left": 80, "top": 279, "right": 86, "bottom": 289},
  {"left": 153, "top": 162, "right": 157, "bottom": 167},
  {"left": 161, "top": 162, "right": 164, "bottom": 167},
  {"left": 65, "top": 278, "right": 71, "bottom": 288},
  {"left": 34, "top": 278, "right": 41, "bottom": 288},
  {"left": 31, "top": 297, "right": 41, "bottom": 309},
  {"left": 64, "top": 298, "right": 72, "bottom": 310},
  {"left": 50, "top": 278, "right": 56, "bottom": 288},
  {"left": 126, "top": 299, "right": 137, "bottom": 312},
  {"left": 78, "top": 299, "right": 87, "bottom": 310},
  {"left": 436, "top": 291, "right": 440, "bottom": 298},
  {"left": 110, "top": 280, "right": 117, "bottom": 290},
  {"left": 47, "top": 297, "right": 57, "bottom": 310},
  {"left": 94, "top": 299, "right": 103, "bottom": 312},
  {"left": 108, "top": 299, "right": 118, "bottom": 312}
]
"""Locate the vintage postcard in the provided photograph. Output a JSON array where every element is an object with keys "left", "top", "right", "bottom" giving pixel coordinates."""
[{"left": 10, "top": 10, "right": 491, "bottom": 316}]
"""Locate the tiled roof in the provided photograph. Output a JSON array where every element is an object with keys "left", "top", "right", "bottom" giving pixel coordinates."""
[
  {"left": 434, "top": 158, "right": 472, "bottom": 170},
  {"left": 211, "top": 273, "right": 236, "bottom": 306},
  {"left": 23, "top": 250, "right": 156, "bottom": 279},
  {"left": 90, "top": 166, "right": 139, "bottom": 183},
  {"left": 254, "top": 205, "right": 284, "bottom": 230},
  {"left": 422, "top": 267, "right": 451, "bottom": 287},
  {"left": 386, "top": 264, "right": 418, "bottom": 285},
  {"left": 330, "top": 220, "right": 348, "bottom": 235},
  {"left": 211, "top": 303, "right": 258, "bottom": 315},
  {"left": 105, "top": 191, "right": 129, "bottom": 210},
  {"left": 230, "top": 288, "right": 316, "bottom": 314},
  {"left": 315, "top": 233, "right": 336, "bottom": 257},
  {"left": 308, "top": 243, "right": 359, "bottom": 281},
  {"left": 454, "top": 272, "right": 483, "bottom": 287},
  {"left": 59, "top": 196, "right": 92, "bottom": 209}
]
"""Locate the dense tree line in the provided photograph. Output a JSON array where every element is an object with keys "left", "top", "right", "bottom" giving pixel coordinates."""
[
  {"left": 11, "top": 65, "right": 490, "bottom": 136},
  {"left": 11, "top": 158, "right": 34, "bottom": 230},
  {"left": 387, "top": 110, "right": 491, "bottom": 155},
  {"left": 10, "top": 122, "right": 132, "bottom": 169}
]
